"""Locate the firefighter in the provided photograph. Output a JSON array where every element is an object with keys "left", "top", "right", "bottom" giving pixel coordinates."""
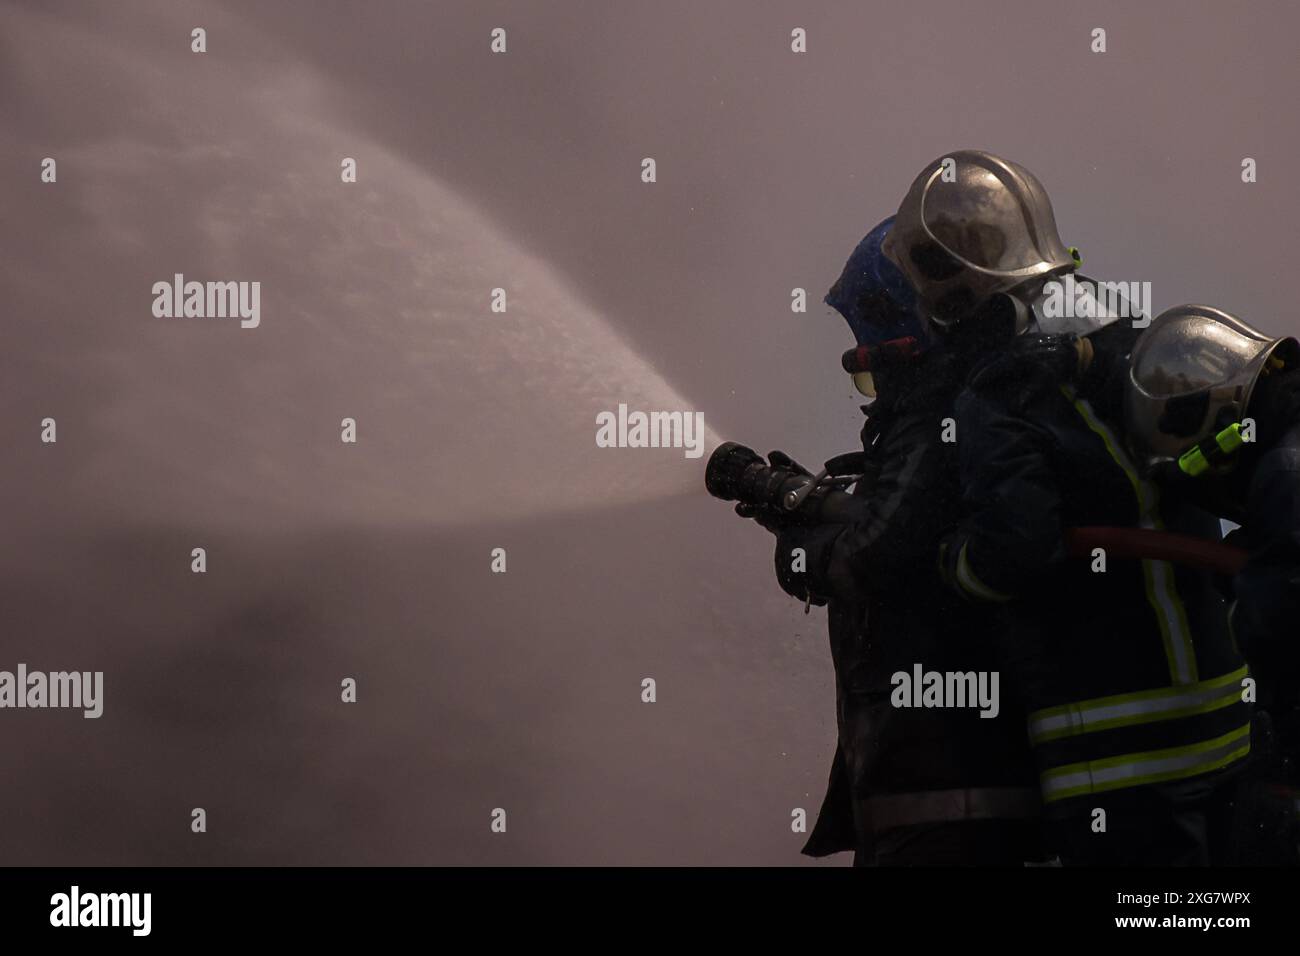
[
  {"left": 755, "top": 218, "right": 1046, "bottom": 866},
  {"left": 1125, "top": 304, "right": 1300, "bottom": 862},
  {"left": 884, "top": 149, "right": 1252, "bottom": 865}
]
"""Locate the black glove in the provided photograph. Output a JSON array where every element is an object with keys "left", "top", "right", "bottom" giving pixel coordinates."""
[
  {"left": 766, "top": 449, "right": 812, "bottom": 477},
  {"left": 773, "top": 524, "right": 838, "bottom": 607},
  {"left": 734, "top": 501, "right": 787, "bottom": 534},
  {"left": 734, "top": 450, "right": 815, "bottom": 535}
]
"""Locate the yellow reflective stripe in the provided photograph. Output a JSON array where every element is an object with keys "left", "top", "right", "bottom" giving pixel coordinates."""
[
  {"left": 1030, "top": 665, "right": 1247, "bottom": 724},
  {"left": 1063, "top": 387, "right": 1198, "bottom": 684},
  {"left": 1040, "top": 723, "right": 1251, "bottom": 803},
  {"left": 1028, "top": 665, "right": 1249, "bottom": 743},
  {"left": 955, "top": 541, "right": 1012, "bottom": 602},
  {"left": 1148, "top": 553, "right": 1197, "bottom": 683}
]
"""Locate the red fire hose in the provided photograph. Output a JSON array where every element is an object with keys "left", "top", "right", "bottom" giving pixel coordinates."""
[{"left": 1063, "top": 527, "right": 1247, "bottom": 577}]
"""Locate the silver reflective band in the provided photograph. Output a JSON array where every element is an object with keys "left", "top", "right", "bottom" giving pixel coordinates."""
[
  {"left": 1039, "top": 723, "right": 1251, "bottom": 803},
  {"left": 1028, "top": 665, "right": 1248, "bottom": 743}
]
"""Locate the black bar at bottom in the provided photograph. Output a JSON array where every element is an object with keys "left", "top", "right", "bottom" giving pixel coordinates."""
[{"left": 0, "top": 866, "right": 1285, "bottom": 942}]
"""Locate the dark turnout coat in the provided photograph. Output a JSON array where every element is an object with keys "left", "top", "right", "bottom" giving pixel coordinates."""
[
  {"left": 939, "top": 328, "right": 1250, "bottom": 813},
  {"left": 1232, "top": 419, "right": 1300, "bottom": 710},
  {"left": 788, "top": 349, "right": 1040, "bottom": 858}
]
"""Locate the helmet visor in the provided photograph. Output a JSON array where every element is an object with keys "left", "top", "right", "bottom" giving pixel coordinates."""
[{"left": 1024, "top": 274, "right": 1142, "bottom": 337}]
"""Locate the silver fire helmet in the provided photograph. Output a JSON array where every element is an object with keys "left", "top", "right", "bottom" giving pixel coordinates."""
[
  {"left": 883, "top": 149, "right": 1077, "bottom": 330},
  {"left": 1124, "top": 304, "right": 1299, "bottom": 472}
]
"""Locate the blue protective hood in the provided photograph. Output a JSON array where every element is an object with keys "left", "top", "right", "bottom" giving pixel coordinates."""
[{"left": 824, "top": 217, "right": 928, "bottom": 348}]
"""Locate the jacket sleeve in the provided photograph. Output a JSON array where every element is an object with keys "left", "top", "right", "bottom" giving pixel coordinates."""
[
  {"left": 776, "top": 402, "right": 959, "bottom": 604},
  {"left": 939, "top": 384, "right": 1065, "bottom": 602}
]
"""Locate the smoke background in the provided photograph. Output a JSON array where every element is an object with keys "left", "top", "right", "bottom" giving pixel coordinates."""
[{"left": 1, "top": 0, "right": 1297, "bottom": 864}]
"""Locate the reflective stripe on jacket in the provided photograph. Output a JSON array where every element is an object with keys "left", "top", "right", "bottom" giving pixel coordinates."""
[{"left": 941, "top": 331, "right": 1250, "bottom": 804}]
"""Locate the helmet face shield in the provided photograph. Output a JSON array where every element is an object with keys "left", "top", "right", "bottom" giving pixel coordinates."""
[{"left": 1023, "top": 274, "right": 1134, "bottom": 338}]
